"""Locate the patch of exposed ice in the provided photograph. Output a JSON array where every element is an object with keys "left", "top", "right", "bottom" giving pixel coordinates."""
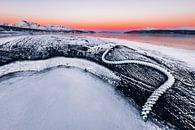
[{"left": 0, "top": 67, "right": 164, "bottom": 130}]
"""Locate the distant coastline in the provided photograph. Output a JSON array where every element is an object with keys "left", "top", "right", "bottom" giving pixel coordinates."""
[
  {"left": 124, "top": 30, "right": 195, "bottom": 35},
  {"left": 0, "top": 25, "right": 95, "bottom": 34},
  {"left": 1, "top": 21, "right": 195, "bottom": 35}
]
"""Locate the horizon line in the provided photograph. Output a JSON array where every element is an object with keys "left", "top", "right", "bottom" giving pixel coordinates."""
[{"left": 1, "top": 18, "right": 195, "bottom": 31}]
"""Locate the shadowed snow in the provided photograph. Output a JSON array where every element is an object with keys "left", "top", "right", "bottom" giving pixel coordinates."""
[{"left": 0, "top": 67, "right": 163, "bottom": 130}]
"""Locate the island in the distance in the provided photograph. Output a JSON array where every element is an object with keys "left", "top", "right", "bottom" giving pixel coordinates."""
[{"left": 124, "top": 27, "right": 195, "bottom": 35}]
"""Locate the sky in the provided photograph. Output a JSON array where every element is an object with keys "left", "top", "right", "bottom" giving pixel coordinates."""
[{"left": 0, "top": 0, "right": 195, "bottom": 30}]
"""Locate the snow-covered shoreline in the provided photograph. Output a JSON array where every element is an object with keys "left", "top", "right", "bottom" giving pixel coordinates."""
[
  {"left": 0, "top": 57, "right": 120, "bottom": 85},
  {"left": 0, "top": 34, "right": 194, "bottom": 130},
  {"left": 100, "top": 37, "right": 195, "bottom": 70},
  {"left": 1, "top": 34, "right": 194, "bottom": 69}
]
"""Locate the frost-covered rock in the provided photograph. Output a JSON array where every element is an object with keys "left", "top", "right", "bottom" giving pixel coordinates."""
[{"left": 0, "top": 35, "right": 194, "bottom": 130}]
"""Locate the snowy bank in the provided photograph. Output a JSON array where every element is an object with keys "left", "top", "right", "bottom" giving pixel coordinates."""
[{"left": 0, "top": 35, "right": 194, "bottom": 130}]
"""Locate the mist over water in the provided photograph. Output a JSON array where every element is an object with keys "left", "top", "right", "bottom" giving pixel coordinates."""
[{"left": 0, "top": 67, "right": 163, "bottom": 130}]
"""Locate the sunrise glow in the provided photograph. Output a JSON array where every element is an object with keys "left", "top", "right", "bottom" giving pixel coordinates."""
[{"left": 1, "top": 0, "right": 195, "bottom": 30}]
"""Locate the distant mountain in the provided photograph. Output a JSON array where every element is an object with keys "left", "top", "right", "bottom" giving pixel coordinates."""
[
  {"left": 0, "top": 20, "right": 71, "bottom": 31},
  {"left": 0, "top": 21, "right": 95, "bottom": 34},
  {"left": 124, "top": 27, "right": 195, "bottom": 35}
]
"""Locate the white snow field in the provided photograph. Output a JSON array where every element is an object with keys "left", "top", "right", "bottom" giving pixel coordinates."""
[{"left": 0, "top": 67, "right": 163, "bottom": 130}]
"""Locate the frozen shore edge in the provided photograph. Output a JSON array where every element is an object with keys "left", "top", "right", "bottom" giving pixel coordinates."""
[{"left": 0, "top": 35, "right": 194, "bottom": 130}]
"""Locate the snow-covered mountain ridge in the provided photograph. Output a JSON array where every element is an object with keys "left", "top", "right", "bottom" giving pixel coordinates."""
[{"left": 0, "top": 20, "right": 71, "bottom": 31}]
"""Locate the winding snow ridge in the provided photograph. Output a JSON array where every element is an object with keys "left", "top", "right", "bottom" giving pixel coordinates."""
[
  {"left": 101, "top": 37, "right": 195, "bottom": 70},
  {"left": 102, "top": 45, "right": 175, "bottom": 120},
  {"left": 0, "top": 57, "right": 120, "bottom": 85}
]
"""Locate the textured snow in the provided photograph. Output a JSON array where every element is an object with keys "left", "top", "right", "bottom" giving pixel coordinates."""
[
  {"left": 0, "top": 34, "right": 193, "bottom": 129},
  {"left": 0, "top": 35, "right": 27, "bottom": 44},
  {"left": 101, "top": 37, "right": 195, "bottom": 70},
  {"left": 0, "top": 57, "right": 120, "bottom": 85},
  {"left": 0, "top": 34, "right": 194, "bottom": 70},
  {"left": 101, "top": 45, "right": 175, "bottom": 120},
  {"left": 0, "top": 35, "right": 107, "bottom": 48}
]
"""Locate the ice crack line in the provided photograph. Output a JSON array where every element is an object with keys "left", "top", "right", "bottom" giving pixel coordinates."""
[{"left": 102, "top": 45, "right": 175, "bottom": 121}]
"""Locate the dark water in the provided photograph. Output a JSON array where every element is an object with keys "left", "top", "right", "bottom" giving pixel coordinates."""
[{"left": 74, "top": 33, "right": 195, "bottom": 50}]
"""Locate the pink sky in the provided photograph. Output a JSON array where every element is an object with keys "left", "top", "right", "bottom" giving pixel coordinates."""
[{"left": 0, "top": 0, "right": 195, "bottom": 30}]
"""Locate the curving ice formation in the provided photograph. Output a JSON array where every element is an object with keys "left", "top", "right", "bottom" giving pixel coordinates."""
[
  {"left": 102, "top": 45, "right": 175, "bottom": 121},
  {"left": 0, "top": 57, "right": 120, "bottom": 85}
]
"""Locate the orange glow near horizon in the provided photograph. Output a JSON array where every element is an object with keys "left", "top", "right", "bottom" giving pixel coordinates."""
[
  {"left": 1, "top": 16, "right": 195, "bottom": 30},
  {"left": 1, "top": 0, "right": 195, "bottom": 30}
]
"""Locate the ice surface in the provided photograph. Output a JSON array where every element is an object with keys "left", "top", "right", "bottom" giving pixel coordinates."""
[{"left": 0, "top": 67, "right": 163, "bottom": 130}]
